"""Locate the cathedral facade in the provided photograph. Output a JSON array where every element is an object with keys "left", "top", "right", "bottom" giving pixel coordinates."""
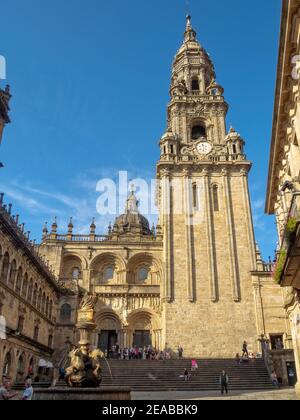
[{"left": 39, "top": 17, "right": 291, "bottom": 359}]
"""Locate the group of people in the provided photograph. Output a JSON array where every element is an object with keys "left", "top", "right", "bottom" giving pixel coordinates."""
[
  {"left": 0, "top": 378, "right": 33, "bottom": 401},
  {"left": 106, "top": 344, "right": 184, "bottom": 361}
]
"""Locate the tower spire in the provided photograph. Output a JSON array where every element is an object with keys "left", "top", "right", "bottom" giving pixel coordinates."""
[{"left": 184, "top": 14, "right": 196, "bottom": 42}]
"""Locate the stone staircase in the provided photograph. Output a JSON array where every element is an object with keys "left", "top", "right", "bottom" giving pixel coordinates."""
[{"left": 99, "top": 359, "right": 274, "bottom": 392}]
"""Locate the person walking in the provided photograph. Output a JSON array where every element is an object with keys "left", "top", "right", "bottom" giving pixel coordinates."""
[
  {"left": 242, "top": 341, "right": 249, "bottom": 358},
  {"left": 220, "top": 370, "right": 229, "bottom": 395}
]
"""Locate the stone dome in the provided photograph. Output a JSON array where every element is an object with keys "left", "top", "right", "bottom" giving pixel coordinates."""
[{"left": 112, "top": 192, "right": 151, "bottom": 236}]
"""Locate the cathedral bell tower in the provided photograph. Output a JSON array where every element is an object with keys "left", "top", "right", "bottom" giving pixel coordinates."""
[{"left": 157, "top": 16, "right": 258, "bottom": 357}]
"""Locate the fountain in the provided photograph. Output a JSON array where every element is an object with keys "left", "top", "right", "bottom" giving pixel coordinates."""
[{"left": 33, "top": 293, "right": 131, "bottom": 400}]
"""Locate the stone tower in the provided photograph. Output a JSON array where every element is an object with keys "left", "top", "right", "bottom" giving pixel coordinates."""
[{"left": 157, "top": 16, "right": 259, "bottom": 357}]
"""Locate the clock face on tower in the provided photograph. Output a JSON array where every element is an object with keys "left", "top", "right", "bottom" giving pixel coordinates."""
[{"left": 196, "top": 141, "right": 213, "bottom": 155}]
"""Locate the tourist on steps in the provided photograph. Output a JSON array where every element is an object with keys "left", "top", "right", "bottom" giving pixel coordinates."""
[
  {"left": 178, "top": 345, "right": 184, "bottom": 359},
  {"left": 220, "top": 371, "right": 229, "bottom": 395},
  {"left": 183, "top": 368, "right": 190, "bottom": 382},
  {"left": 21, "top": 379, "right": 34, "bottom": 401},
  {"left": 242, "top": 341, "right": 249, "bottom": 358},
  {"left": 191, "top": 359, "right": 198, "bottom": 371}
]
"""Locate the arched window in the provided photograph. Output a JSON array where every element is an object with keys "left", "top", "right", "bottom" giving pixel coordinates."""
[
  {"left": 138, "top": 267, "right": 149, "bottom": 282},
  {"left": 191, "top": 78, "right": 200, "bottom": 91},
  {"left": 22, "top": 274, "right": 28, "bottom": 299},
  {"left": 17, "top": 354, "right": 25, "bottom": 378},
  {"left": 232, "top": 144, "right": 237, "bottom": 154},
  {"left": 49, "top": 300, "right": 53, "bottom": 319},
  {"left": 28, "top": 280, "right": 33, "bottom": 304},
  {"left": 1, "top": 253, "right": 9, "bottom": 283},
  {"left": 32, "top": 284, "right": 38, "bottom": 307},
  {"left": 191, "top": 125, "right": 206, "bottom": 140},
  {"left": 3, "top": 351, "right": 12, "bottom": 378},
  {"left": 60, "top": 303, "right": 72, "bottom": 323},
  {"left": 17, "top": 316, "right": 25, "bottom": 333},
  {"left": 33, "top": 325, "right": 39, "bottom": 342},
  {"left": 46, "top": 297, "right": 49, "bottom": 317},
  {"left": 48, "top": 334, "right": 53, "bottom": 348},
  {"left": 37, "top": 289, "right": 42, "bottom": 312},
  {"left": 9, "top": 260, "right": 17, "bottom": 288},
  {"left": 15, "top": 267, "right": 22, "bottom": 295},
  {"left": 42, "top": 293, "right": 46, "bottom": 314},
  {"left": 213, "top": 185, "right": 220, "bottom": 212}
]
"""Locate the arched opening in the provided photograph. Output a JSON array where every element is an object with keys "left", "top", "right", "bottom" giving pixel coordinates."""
[
  {"left": 2, "top": 351, "right": 12, "bottom": 379},
  {"left": 91, "top": 253, "right": 125, "bottom": 285},
  {"left": 16, "top": 354, "right": 25, "bottom": 382},
  {"left": 96, "top": 312, "right": 122, "bottom": 358},
  {"left": 28, "top": 280, "right": 33, "bottom": 304},
  {"left": 37, "top": 289, "right": 42, "bottom": 312},
  {"left": 15, "top": 267, "right": 22, "bottom": 295},
  {"left": 60, "top": 303, "right": 72, "bottom": 324},
  {"left": 48, "top": 334, "right": 53, "bottom": 348},
  {"left": 8, "top": 260, "right": 17, "bottom": 288},
  {"left": 60, "top": 255, "right": 83, "bottom": 281},
  {"left": 191, "top": 78, "right": 200, "bottom": 91},
  {"left": 22, "top": 273, "right": 28, "bottom": 299},
  {"left": 1, "top": 252, "right": 9, "bottom": 283},
  {"left": 126, "top": 254, "right": 161, "bottom": 285},
  {"left": 191, "top": 125, "right": 206, "bottom": 141},
  {"left": 42, "top": 293, "right": 46, "bottom": 314},
  {"left": 33, "top": 325, "right": 39, "bottom": 342},
  {"left": 32, "top": 284, "right": 38, "bottom": 307}
]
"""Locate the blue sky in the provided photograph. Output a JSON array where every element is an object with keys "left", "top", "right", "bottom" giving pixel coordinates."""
[{"left": 0, "top": 0, "right": 281, "bottom": 260}]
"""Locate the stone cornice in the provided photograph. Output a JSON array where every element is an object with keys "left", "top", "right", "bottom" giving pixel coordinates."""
[{"left": 266, "top": 0, "right": 300, "bottom": 214}]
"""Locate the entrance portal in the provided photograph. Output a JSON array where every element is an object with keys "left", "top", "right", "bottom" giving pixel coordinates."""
[
  {"left": 133, "top": 330, "right": 151, "bottom": 348},
  {"left": 98, "top": 330, "right": 118, "bottom": 356}
]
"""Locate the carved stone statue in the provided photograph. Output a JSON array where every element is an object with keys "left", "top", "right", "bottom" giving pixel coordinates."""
[
  {"left": 79, "top": 292, "right": 98, "bottom": 311},
  {"left": 65, "top": 347, "right": 104, "bottom": 388}
]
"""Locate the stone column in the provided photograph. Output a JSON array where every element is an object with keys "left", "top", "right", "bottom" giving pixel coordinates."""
[
  {"left": 183, "top": 169, "right": 195, "bottom": 302},
  {"left": 252, "top": 279, "right": 266, "bottom": 340},
  {"left": 241, "top": 169, "right": 257, "bottom": 270},
  {"left": 203, "top": 169, "right": 218, "bottom": 302},
  {"left": 222, "top": 169, "right": 240, "bottom": 302},
  {"left": 161, "top": 170, "right": 172, "bottom": 302},
  {"left": 290, "top": 310, "right": 300, "bottom": 397}
]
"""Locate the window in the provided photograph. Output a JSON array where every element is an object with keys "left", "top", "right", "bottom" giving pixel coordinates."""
[
  {"left": 1, "top": 253, "right": 9, "bottom": 283},
  {"left": 22, "top": 274, "right": 28, "bottom": 299},
  {"left": 191, "top": 125, "right": 206, "bottom": 140},
  {"left": 213, "top": 185, "right": 219, "bottom": 212},
  {"left": 191, "top": 78, "right": 200, "bottom": 91},
  {"left": 103, "top": 267, "right": 114, "bottom": 282},
  {"left": 48, "top": 335, "right": 53, "bottom": 348},
  {"left": 60, "top": 303, "right": 72, "bottom": 323},
  {"left": 170, "top": 144, "right": 174, "bottom": 154},
  {"left": 138, "top": 268, "right": 149, "bottom": 282},
  {"left": 33, "top": 325, "right": 39, "bottom": 342},
  {"left": 270, "top": 334, "right": 284, "bottom": 351},
  {"left": 17, "top": 316, "right": 24, "bottom": 333},
  {"left": 72, "top": 267, "right": 80, "bottom": 280},
  {"left": 15, "top": 268, "right": 22, "bottom": 295},
  {"left": 32, "top": 285, "right": 38, "bottom": 307},
  {"left": 28, "top": 280, "right": 33, "bottom": 304},
  {"left": 9, "top": 260, "right": 17, "bottom": 288}
]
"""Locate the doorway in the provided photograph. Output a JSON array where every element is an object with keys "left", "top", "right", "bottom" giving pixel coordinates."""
[
  {"left": 286, "top": 362, "right": 297, "bottom": 387},
  {"left": 98, "top": 330, "right": 118, "bottom": 357},
  {"left": 133, "top": 330, "right": 151, "bottom": 348}
]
